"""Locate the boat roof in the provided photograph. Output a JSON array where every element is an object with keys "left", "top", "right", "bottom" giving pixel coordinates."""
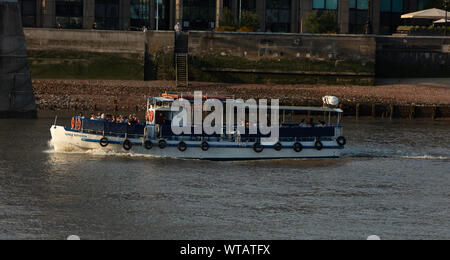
[{"left": 148, "top": 97, "right": 343, "bottom": 113}]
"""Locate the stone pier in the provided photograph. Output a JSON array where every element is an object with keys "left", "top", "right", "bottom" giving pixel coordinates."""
[{"left": 0, "top": 0, "right": 37, "bottom": 118}]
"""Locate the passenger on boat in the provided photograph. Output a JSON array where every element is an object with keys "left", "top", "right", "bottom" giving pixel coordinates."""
[
  {"left": 90, "top": 114, "right": 96, "bottom": 120},
  {"left": 133, "top": 114, "right": 140, "bottom": 124},
  {"left": 78, "top": 112, "right": 85, "bottom": 119},
  {"left": 308, "top": 118, "right": 315, "bottom": 127},
  {"left": 316, "top": 121, "right": 326, "bottom": 127},
  {"left": 299, "top": 119, "right": 308, "bottom": 127}
]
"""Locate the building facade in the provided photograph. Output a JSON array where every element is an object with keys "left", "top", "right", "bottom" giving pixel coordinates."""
[{"left": 19, "top": 0, "right": 429, "bottom": 34}]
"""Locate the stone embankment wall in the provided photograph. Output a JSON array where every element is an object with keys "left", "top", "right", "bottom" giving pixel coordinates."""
[{"left": 23, "top": 29, "right": 450, "bottom": 83}]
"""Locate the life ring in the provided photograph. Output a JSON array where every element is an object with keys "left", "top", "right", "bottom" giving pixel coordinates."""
[
  {"left": 76, "top": 118, "right": 82, "bottom": 131},
  {"left": 274, "top": 142, "right": 282, "bottom": 151},
  {"left": 71, "top": 117, "right": 75, "bottom": 129},
  {"left": 336, "top": 136, "right": 346, "bottom": 147},
  {"left": 253, "top": 142, "right": 264, "bottom": 153},
  {"left": 158, "top": 139, "right": 167, "bottom": 149},
  {"left": 144, "top": 140, "right": 153, "bottom": 150},
  {"left": 100, "top": 137, "right": 109, "bottom": 147},
  {"left": 315, "top": 140, "right": 323, "bottom": 151},
  {"left": 201, "top": 141, "right": 210, "bottom": 151},
  {"left": 123, "top": 140, "right": 132, "bottom": 151},
  {"left": 178, "top": 141, "right": 187, "bottom": 152},
  {"left": 293, "top": 142, "right": 303, "bottom": 153},
  {"left": 146, "top": 110, "right": 154, "bottom": 123}
]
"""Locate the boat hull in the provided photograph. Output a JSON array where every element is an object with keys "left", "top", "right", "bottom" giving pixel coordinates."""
[{"left": 50, "top": 126, "right": 343, "bottom": 160}]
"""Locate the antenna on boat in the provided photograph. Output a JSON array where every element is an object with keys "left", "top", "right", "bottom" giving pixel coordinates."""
[{"left": 53, "top": 116, "right": 58, "bottom": 128}]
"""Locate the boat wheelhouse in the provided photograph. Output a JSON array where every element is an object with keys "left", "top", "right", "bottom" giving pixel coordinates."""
[{"left": 50, "top": 93, "right": 346, "bottom": 160}]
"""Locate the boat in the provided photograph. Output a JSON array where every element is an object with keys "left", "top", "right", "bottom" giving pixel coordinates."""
[{"left": 50, "top": 93, "right": 346, "bottom": 160}]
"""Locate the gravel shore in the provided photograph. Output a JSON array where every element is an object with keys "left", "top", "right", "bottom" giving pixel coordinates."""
[{"left": 33, "top": 79, "right": 450, "bottom": 111}]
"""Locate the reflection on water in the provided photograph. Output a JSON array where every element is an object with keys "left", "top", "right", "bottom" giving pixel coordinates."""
[{"left": 0, "top": 116, "right": 449, "bottom": 239}]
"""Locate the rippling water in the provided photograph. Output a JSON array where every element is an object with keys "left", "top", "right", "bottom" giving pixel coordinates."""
[{"left": 0, "top": 114, "right": 449, "bottom": 240}]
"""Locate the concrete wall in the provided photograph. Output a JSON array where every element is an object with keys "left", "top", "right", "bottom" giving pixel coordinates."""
[
  {"left": 188, "top": 31, "right": 376, "bottom": 63},
  {"left": 376, "top": 36, "right": 450, "bottom": 77},
  {"left": 24, "top": 28, "right": 146, "bottom": 55},
  {"left": 0, "top": 0, "right": 37, "bottom": 117},
  {"left": 21, "top": 28, "right": 450, "bottom": 82}
]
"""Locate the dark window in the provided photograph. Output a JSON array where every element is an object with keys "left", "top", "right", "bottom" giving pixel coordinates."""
[
  {"left": 155, "top": 0, "right": 171, "bottom": 30},
  {"left": 380, "top": 0, "right": 404, "bottom": 35},
  {"left": 313, "top": 0, "right": 338, "bottom": 10},
  {"left": 266, "top": 0, "right": 291, "bottom": 32},
  {"left": 130, "top": 0, "right": 150, "bottom": 29},
  {"left": 349, "top": 0, "right": 369, "bottom": 34},
  {"left": 19, "top": 0, "right": 37, "bottom": 27},
  {"left": 95, "top": 0, "right": 120, "bottom": 30},
  {"left": 55, "top": 0, "right": 84, "bottom": 29},
  {"left": 183, "top": 0, "right": 217, "bottom": 31},
  {"left": 242, "top": 0, "right": 257, "bottom": 12}
]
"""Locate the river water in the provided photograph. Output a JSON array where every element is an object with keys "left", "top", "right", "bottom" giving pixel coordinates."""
[{"left": 0, "top": 114, "right": 449, "bottom": 240}]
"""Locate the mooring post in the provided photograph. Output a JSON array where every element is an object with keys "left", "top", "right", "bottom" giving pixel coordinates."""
[
  {"left": 371, "top": 103, "right": 376, "bottom": 118},
  {"left": 389, "top": 104, "right": 394, "bottom": 120},
  {"left": 431, "top": 106, "right": 437, "bottom": 121},
  {"left": 409, "top": 105, "right": 415, "bottom": 120},
  {"left": 356, "top": 104, "right": 360, "bottom": 120}
]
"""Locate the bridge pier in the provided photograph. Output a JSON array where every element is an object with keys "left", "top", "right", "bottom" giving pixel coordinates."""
[{"left": 0, "top": 0, "right": 37, "bottom": 118}]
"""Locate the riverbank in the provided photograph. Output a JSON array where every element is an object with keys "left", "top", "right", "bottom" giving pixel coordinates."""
[{"left": 33, "top": 79, "right": 450, "bottom": 119}]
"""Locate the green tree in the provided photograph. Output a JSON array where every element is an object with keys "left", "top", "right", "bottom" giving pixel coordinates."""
[
  {"left": 219, "top": 7, "right": 236, "bottom": 28},
  {"left": 304, "top": 11, "right": 339, "bottom": 34},
  {"left": 239, "top": 11, "right": 260, "bottom": 31}
]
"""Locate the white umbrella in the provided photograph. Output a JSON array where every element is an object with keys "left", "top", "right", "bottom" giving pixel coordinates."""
[
  {"left": 401, "top": 8, "right": 447, "bottom": 19},
  {"left": 433, "top": 18, "right": 450, "bottom": 24}
]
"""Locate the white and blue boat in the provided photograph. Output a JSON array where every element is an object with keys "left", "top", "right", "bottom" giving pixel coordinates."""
[{"left": 50, "top": 94, "right": 346, "bottom": 160}]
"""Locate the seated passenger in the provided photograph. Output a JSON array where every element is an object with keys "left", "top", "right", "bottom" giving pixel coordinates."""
[
  {"left": 299, "top": 119, "right": 307, "bottom": 127},
  {"left": 133, "top": 114, "right": 140, "bottom": 124},
  {"left": 308, "top": 118, "right": 315, "bottom": 127},
  {"left": 90, "top": 114, "right": 96, "bottom": 120}
]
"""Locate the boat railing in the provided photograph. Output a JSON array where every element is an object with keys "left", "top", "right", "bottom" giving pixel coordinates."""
[{"left": 68, "top": 117, "right": 145, "bottom": 139}]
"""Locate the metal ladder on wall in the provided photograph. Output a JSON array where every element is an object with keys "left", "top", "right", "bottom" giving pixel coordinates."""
[{"left": 175, "top": 53, "right": 188, "bottom": 87}]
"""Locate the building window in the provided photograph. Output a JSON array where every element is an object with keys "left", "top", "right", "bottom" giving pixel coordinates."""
[
  {"left": 183, "top": 0, "right": 216, "bottom": 31},
  {"left": 266, "top": 0, "right": 291, "bottom": 32},
  {"left": 55, "top": 0, "right": 84, "bottom": 29},
  {"left": 313, "top": 0, "right": 337, "bottom": 10},
  {"left": 380, "top": 0, "right": 404, "bottom": 35},
  {"left": 349, "top": 0, "right": 369, "bottom": 34},
  {"left": 131, "top": 0, "right": 150, "bottom": 29},
  {"left": 154, "top": 0, "right": 170, "bottom": 30},
  {"left": 95, "top": 0, "right": 120, "bottom": 30},
  {"left": 19, "top": 0, "right": 36, "bottom": 27},
  {"left": 418, "top": 0, "right": 427, "bottom": 10},
  {"left": 242, "top": 0, "right": 257, "bottom": 13}
]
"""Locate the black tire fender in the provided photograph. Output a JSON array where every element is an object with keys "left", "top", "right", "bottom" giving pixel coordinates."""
[
  {"left": 201, "top": 141, "right": 210, "bottom": 151},
  {"left": 178, "top": 141, "right": 187, "bottom": 152},
  {"left": 158, "top": 139, "right": 167, "bottom": 149},
  {"left": 293, "top": 142, "right": 303, "bottom": 153},
  {"left": 100, "top": 137, "right": 109, "bottom": 147},
  {"left": 336, "top": 136, "right": 346, "bottom": 147},
  {"left": 144, "top": 140, "right": 153, "bottom": 150},
  {"left": 123, "top": 140, "right": 132, "bottom": 151}
]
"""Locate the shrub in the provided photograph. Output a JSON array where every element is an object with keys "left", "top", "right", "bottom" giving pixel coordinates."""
[
  {"left": 239, "top": 11, "right": 260, "bottom": 31},
  {"left": 304, "top": 11, "right": 339, "bottom": 34},
  {"left": 236, "top": 26, "right": 254, "bottom": 33},
  {"left": 214, "top": 26, "right": 236, "bottom": 32},
  {"left": 219, "top": 7, "right": 236, "bottom": 28}
]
